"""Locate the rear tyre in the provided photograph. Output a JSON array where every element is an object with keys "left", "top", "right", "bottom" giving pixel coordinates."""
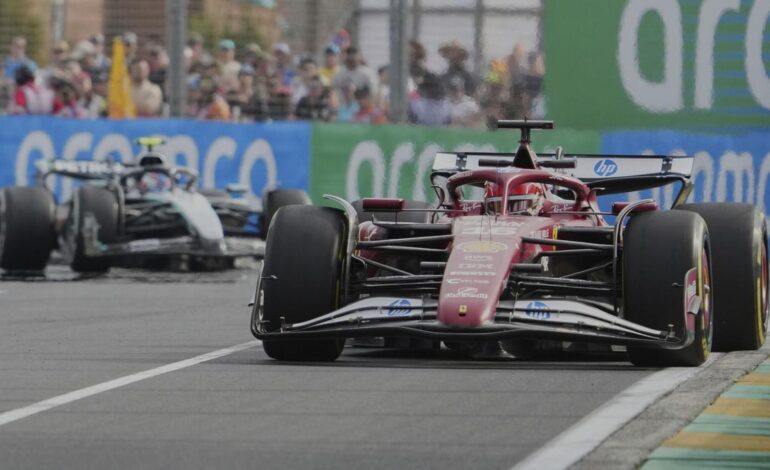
[
  {"left": 352, "top": 199, "right": 433, "bottom": 223},
  {"left": 260, "top": 189, "right": 311, "bottom": 238},
  {"left": 65, "top": 186, "right": 119, "bottom": 273},
  {"left": 624, "top": 211, "right": 712, "bottom": 367},
  {"left": 260, "top": 205, "right": 345, "bottom": 361},
  {"left": 677, "top": 203, "right": 767, "bottom": 350},
  {"left": 0, "top": 187, "right": 55, "bottom": 271}
]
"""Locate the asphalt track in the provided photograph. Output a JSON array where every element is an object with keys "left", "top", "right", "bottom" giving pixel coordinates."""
[{"left": 1, "top": 265, "right": 660, "bottom": 469}]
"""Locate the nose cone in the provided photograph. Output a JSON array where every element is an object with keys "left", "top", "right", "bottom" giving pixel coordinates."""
[{"left": 438, "top": 233, "right": 514, "bottom": 327}]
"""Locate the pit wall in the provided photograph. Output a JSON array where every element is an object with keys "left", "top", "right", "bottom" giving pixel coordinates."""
[{"left": 0, "top": 117, "right": 767, "bottom": 213}]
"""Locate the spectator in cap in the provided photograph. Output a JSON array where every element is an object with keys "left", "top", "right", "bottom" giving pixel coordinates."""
[
  {"left": 447, "top": 76, "right": 480, "bottom": 127},
  {"left": 353, "top": 86, "right": 386, "bottom": 124},
  {"left": 3, "top": 36, "right": 37, "bottom": 82},
  {"left": 227, "top": 64, "right": 268, "bottom": 122},
  {"left": 148, "top": 45, "right": 169, "bottom": 98},
  {"left": 187, "top": 32, "right": 210, "bottom": 74},
  {"left": 272, "top": 42, "right": 295, "bottom": 87},
  {"left": 216, "top": 39, "right": 241, "bottom": 93},
  {"left": 439, "top": 40, "right": 476, "bottom": 97},
  {"left": 318, "top": 44, "right": 339, "bottom": 84},
  {"left": 196, "top": 75, "right": 231, "bottom": 121},
  {"left": 290, "top": 57, "right": 321, "bottom": 106},
  {"left": 88, "top": 34, "right": 111, "bottom": 79},
  {"left": 52, "top": 77, "right": 87, "bottom": 118},
  {"left": 10, "top": 65, "right": 52, "bottom": 115},
  {"left": 408, "top": 72, "right": 451, "bottom": 126},
  {"left": 333, "top": 46, "right": 376, "bottom": 93},
  {"left": 130, "top": 58, "right": 162, "bottom": 117},
  {"left": 374, "top": 65, "right": 389, "bottom": 114},
  {"left": 38, "top": 40, "right": 70, "bottom": 87},
  {"left": 123, "top": 32, "right": 138, "bottom": 61},
  {"left": 333, "top": 77, "right": 359, "bottom": 123},
  {"left": 294, "top": 76, "right": 331, "bottom": 121}
]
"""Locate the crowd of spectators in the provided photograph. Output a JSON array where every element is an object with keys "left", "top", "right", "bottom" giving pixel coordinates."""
[{"left": 1, "top": 32, "right": 545, "bottom": 127}]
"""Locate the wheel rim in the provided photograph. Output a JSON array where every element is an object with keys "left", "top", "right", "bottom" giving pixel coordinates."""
[{"left": 702, "top": 247, "right": 713, "bottom": 351}]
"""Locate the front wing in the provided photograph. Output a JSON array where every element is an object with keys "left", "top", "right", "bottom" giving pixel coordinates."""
[{"left": 252, "top": 295, "right": 698, "bottom": 350}]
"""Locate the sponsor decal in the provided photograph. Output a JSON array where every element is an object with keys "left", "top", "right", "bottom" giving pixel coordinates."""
[
  {"left": 386, "top": 298, "right": 412, "bottom": 316},
  {"left": 128, "top": 239, "right": 161, "bottom": 252},
  {"left": 446, "top": 278, "right": 491, "bottom": 285},
  {"left": 593, "top": 159, "right": 618, "bottom": 177},
  {"left": 449, "top": 271, "right": 495, "bottom": 277},
  {"left": 457, "top": 263, "right": 494, "bottom": 269},
  {"left": 445, "top": 287, "right": 489, "bottom": 299},
  {"left": 457, "top": 241, "right": 508, "bottom": 253},
  {"left": 463, "top": 255, "right": 493, "bottom": 262},
  {"left": 460, "top": 226, "right": 520, "bottom": 236},
  {"left": 460, "top": 202, "right": 483, "bottom": 211},
  {"left": 525, "top": 301, "right": 551, "bottom": 320}
]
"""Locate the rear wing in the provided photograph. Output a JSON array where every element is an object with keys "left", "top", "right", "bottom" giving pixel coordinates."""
[
  {"left": 35, "top": 159, "right": 126, "bottom": 181},
  {"left": 431, "top": 152, "right": 694, "bottom": 195}
]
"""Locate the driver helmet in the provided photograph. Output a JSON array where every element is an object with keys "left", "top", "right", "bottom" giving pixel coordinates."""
[
  {"left": 484, "top": 182, "right": 544, "bottom": 215},
  {"left": 138, "top": 172, "right": 171, "bottom": 193}
]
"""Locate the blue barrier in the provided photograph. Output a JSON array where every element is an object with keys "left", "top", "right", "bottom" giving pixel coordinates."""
[
  {"left": 600, "top": 130, "right": 770, "bottom": 213},
  {"left": 0, "top": 116, "right": 312, "bottom": 202}
]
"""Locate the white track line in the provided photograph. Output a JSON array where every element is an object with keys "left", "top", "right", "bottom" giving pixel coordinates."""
[
  {"left": 512, "top": 353, "right": 720, "bottom": 470},
  {"left": 0, "top": 340, "right": 261, "bottom": 428}
]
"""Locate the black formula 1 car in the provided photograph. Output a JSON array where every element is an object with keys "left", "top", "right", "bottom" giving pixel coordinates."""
[
  {"left": 250, "top": 120, "right": 768, "bottom": 366},
  {"left": 0, "top": 137, "right": 309, "bottom": 272}
]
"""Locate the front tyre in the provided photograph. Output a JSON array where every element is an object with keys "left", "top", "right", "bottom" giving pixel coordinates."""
[
  {"left": 259, "top": 205, "right": 345, "bottom": 361},
  {"left": 0, "top": 187, "right": 55, "bottom": 271},
  {"left": 624, "top": 211, "right": 712, "bottom": 367},
  {"left": 65, "top": 186, "right": 119, "bottom": 273},
  {"left": 677, "top": 203, "right": 768, "bottom": 350}
]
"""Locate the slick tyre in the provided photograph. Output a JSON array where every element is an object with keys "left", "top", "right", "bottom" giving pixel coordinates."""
[
  {"left": 260, "top": 189, "right": 311, "bottom": 238},
  {"left": 66, "top": 186, "right": 119, "bottom": 273},
  {"left": 624, "top": 211, "right": 712, "bottom": 367},
  {"left": 260, "top": 205, "right": 345, "bottom": 361},
  {"left": 677, "top": 203, "right": 768, "bottom": 350},
  {"left": 352, "top": 199, "right": 433, "bottom": 223},
  {"left": 0, "top": 186, "right": 55, "bottom": 271}
]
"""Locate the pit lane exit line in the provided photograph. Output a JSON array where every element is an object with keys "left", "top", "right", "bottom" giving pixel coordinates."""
[
  {"left": 512, "top": 353, "right": 721, "bottom": 470},
  {"left": 0, "top": 340, "right": 262, "bottom": 428}
]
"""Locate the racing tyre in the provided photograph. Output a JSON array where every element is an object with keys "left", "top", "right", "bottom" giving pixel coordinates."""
[
  {"left": 0, "top": 187, "right": 55, "bottom": 271},
  {"left": 260, "top": 189, "right": 311, "bottom": 238},
  {"left": 259, "top": 205, "right": 345, "bottom": 361},
  {"left": 65, "top": 186, "right": 119, "bottom": 273},
  {"left": 677, "top": 203, "right": 767, "bottom": 350},
  {"left": 624, "top": 211, "right": 712, "bottom": 367},
  {"left": 352, "top": 199, "right": 433, "bottom": 223}
]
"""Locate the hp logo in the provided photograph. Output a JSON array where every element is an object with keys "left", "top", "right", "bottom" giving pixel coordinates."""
[
  {"left": 593, "top": 159, "right": 618, "bottom": 177},
  {"left": 386, "top": 299, "right": 412, "bottom": 316},
  {"left": 525, "top": 301, "right": 551, "bottom": 320}
]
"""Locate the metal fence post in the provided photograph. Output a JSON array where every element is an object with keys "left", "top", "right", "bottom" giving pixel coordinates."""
[
  {"left": 388, "top": 0, "right": 408, "bottom": 123},
  {"left": 166, "top": 0, "right": 188, "bottom": 118}
]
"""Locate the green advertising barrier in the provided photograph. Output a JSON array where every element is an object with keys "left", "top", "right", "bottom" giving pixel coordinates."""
[
  {"left": 308, "top": 123, "right": 599, "bottom": 203},
  {"left": 544, "top": 0, "right": 770, "bottom": 130}
]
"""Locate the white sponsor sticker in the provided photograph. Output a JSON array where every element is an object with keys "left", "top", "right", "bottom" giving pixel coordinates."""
[
  {"left": 457, "top": 263, "right": 494, "bottom": 269},
  {"left": 463, "top": 255, "right": 493, "bottom": 261},
  {"left": 448, "top": 271, "right": 496, "bottom": 276},
  {"left": 446, "top": 278, "right": 491, "bottom": 285},
  {"left": 128, "top": 239, "right": 162, "bottom": 252}
]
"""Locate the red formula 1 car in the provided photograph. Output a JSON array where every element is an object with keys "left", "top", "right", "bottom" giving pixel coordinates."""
[{"left": 250, "top": 120, "right": 768, "bottom": 366}]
